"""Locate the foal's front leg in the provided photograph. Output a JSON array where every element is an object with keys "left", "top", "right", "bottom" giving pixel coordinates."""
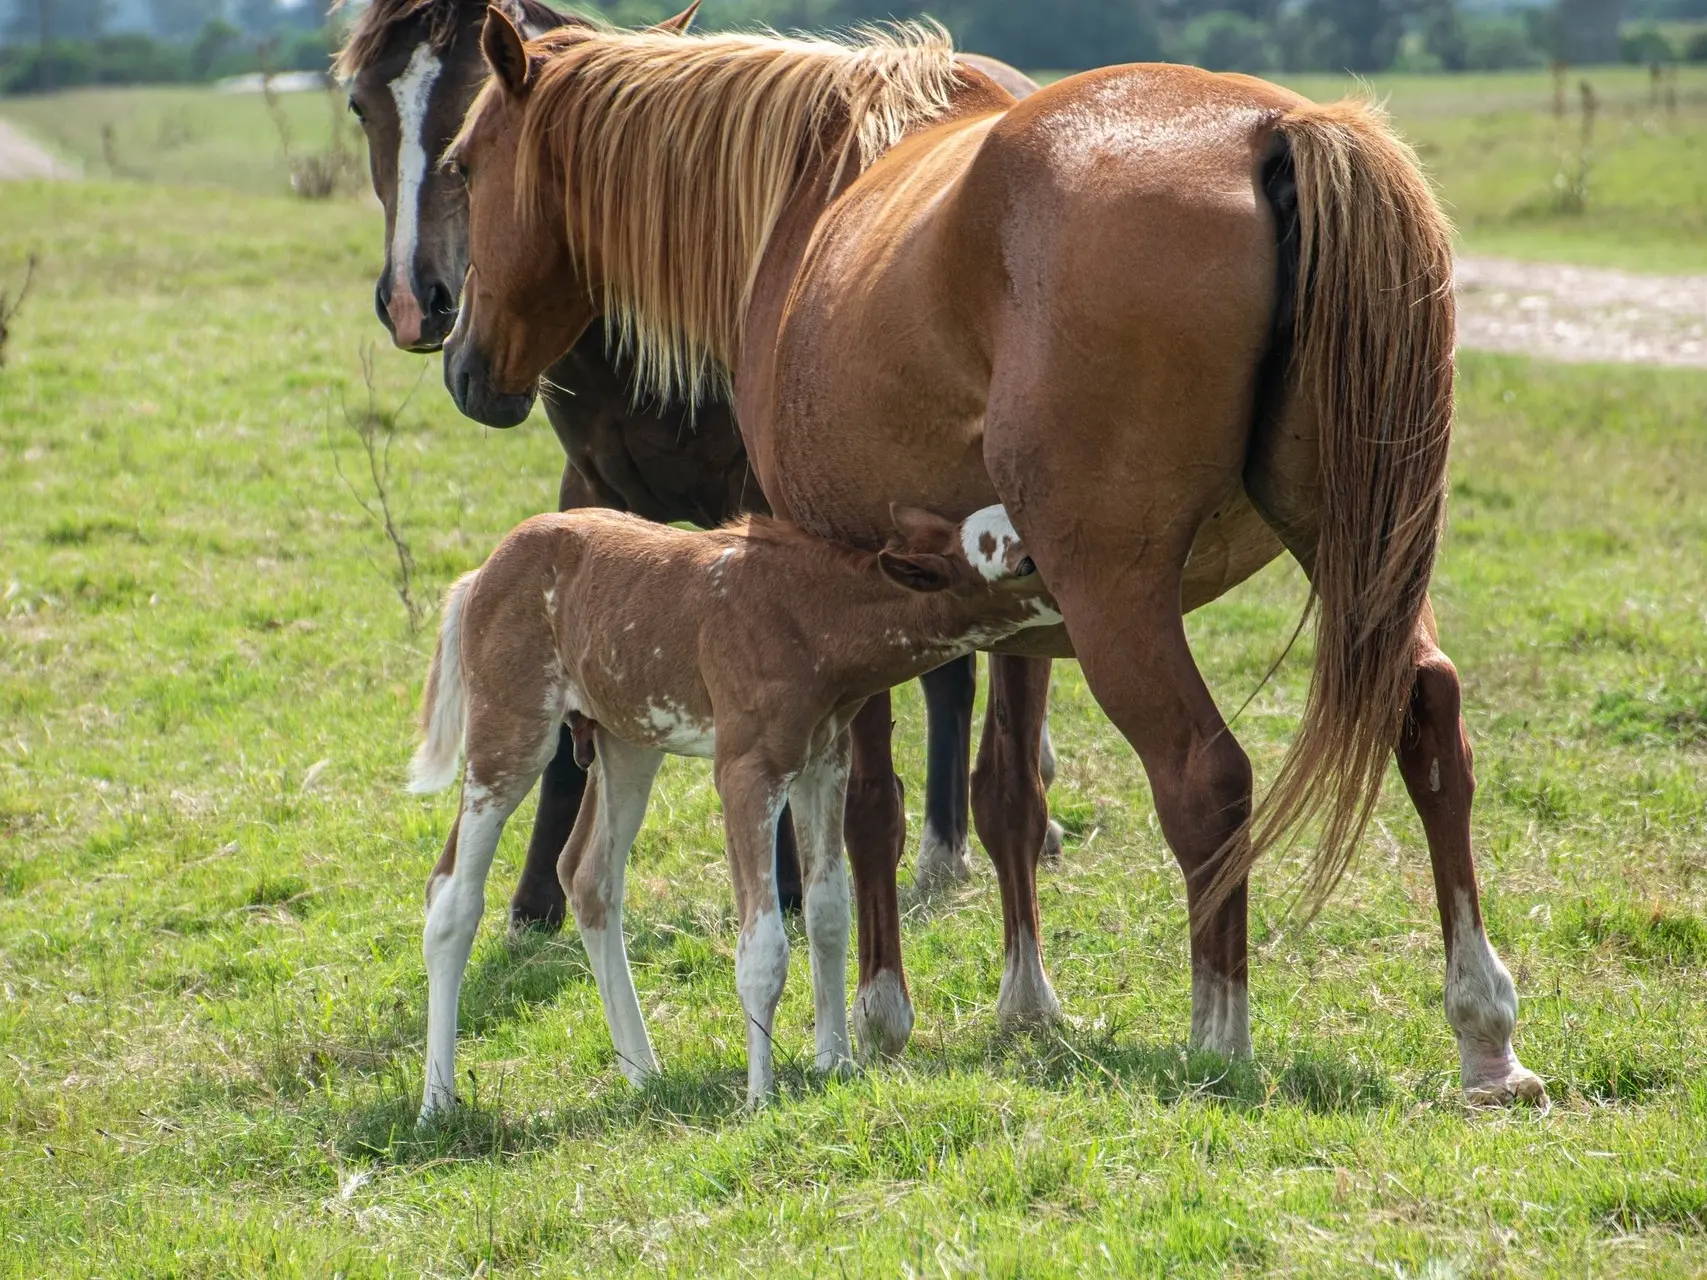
[
  {"left": 1397, "top": 604, "right": 1545, "bottom": 1104},
  {"left": 715, "top": 753, "right": 793, "bottom": 1105},
  {"left": 560, "top": 730, "right": 665, "bottom": 1086},
  {"left": 789, "top": 735, "right": 854, "bottom": 1073}
]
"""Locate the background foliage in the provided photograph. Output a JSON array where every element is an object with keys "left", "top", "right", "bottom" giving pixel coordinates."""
[{"left": 4, "top": 0, "right": 1707, "bottom": 93}]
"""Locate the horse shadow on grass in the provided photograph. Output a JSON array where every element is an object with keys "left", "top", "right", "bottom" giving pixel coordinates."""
[
  {"left": 335, "top": 1012, "right": 1395, "bottom": 1171},
  {"left": 916, "top": 1019, "right": 1396, "bottom": 1116}
]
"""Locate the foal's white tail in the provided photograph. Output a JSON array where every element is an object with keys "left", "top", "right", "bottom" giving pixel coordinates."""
[{"left": 408, "top": 571, "right": 478, "bottom": 794}]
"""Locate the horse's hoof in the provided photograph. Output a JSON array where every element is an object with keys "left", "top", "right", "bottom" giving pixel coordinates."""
[
  {"left": 852, "top": 971, "right": 914, "bottom": 1061},
  {"left": 507, "top": 893, "right": 566, "bottom": 940},
  {"left": 914, "top": 825, "right": 972, "bottom": 893},
  {"left": 1041, "top": 819, "right": 1065, "bottom": 867},
  {"left": 1463, "top": 1064, "right": 1549, "bottom": 1108},
  {"left": 1461, "top": 1045, "right": 1549, "bottom": 1107}
]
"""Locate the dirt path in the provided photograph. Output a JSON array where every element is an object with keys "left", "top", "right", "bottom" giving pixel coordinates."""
[
  {"left": 0, "top": 117, "right": 77, "bottom": 180},
  {"left": 0, "top": 115, "right": 1702, "bottom": 368},
  {"left": 1456, "top": 255, "right": 1707, "bottom": 369}
]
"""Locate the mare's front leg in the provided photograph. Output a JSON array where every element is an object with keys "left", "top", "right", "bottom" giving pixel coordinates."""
[
  {"left": 421, "top": 771, "right": 537, "bottom": 1121},
  {"left": 1397, "top": 602, "right": 1545, "bottom": 1104},
  {"left": 560, "top": 730, "right": 665, "bottom": 1086},
  {"left": 789, "top": 734, "right": 854, "bottom": 1073},
  {"left": 972, "top": 655, "right": 1062, "bottom": 1026},
  {"left": 844, "top": 693, "right": 914, "bottom": 1060},
  {"left": 714, "top": 753, "right": 794, "bottom": 1105}
]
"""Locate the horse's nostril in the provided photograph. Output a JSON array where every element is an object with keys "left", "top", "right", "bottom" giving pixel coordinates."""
[{"left": 424, "top": 280, "right": 456, "bottom": 317}]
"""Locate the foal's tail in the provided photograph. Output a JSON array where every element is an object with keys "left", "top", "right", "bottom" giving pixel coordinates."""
[
  {"left": 1225, "top": 99, "right": 1456, "bottom": 916},
  {"left": 408, "top": 571, "right": 479, "bottom": 794}
]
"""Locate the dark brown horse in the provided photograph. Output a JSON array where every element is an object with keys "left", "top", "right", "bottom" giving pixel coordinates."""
[
  {"left": 443, "top": 15, "right": 1548, "bottom": 1104},
  {"left": 336, "top": 0, "right": 1054, "bottom": 927}
]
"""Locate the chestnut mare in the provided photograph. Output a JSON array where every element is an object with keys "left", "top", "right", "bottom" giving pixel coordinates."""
[
  {"left": 335, "top": 0, "right": 1054, "bottom": 930},
  {"left": 443, "top": 14, "right": 1547, "bottom": 1102}
]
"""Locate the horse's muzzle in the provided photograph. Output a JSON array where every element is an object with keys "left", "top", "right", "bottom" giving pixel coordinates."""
[{"left": 444, "top": 333, "right": 536, "bottom": 428}]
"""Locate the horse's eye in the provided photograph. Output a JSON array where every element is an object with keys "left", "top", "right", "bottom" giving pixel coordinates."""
[
  {"left": 1015, "top": 556, "right": 1036, "bottom": 578},
  {"left": 449, "top": 158, "right": 469, "bottom": 182},
  {"left": 347, "top": 96, "right": 366, "bottom": 123}
]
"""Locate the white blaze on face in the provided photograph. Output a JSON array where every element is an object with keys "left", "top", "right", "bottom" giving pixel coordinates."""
[
  {"left": 959, "top": 504, "right": 1024, "bottom": 582},
  {"left": 386, "top": 44, "right": 443, "bottom": 342}
]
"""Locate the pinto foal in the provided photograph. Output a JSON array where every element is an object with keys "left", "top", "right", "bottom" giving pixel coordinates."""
[{"left": 408, "top": 504, "right": 1057, "bottom": 1115}]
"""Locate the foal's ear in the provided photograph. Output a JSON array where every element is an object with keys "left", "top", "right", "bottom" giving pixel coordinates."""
[
  {"left": 482, "top": 5, "right": 531, "bottom": 98},
  {"left": 651, "top": 0, "right": 701, "bottom": 33},
  {"left": 888, "top": 503, "right": 957, "bottom": 555},
  {"left": 878, "top": 547, "right": 958, "bottom": 594}
]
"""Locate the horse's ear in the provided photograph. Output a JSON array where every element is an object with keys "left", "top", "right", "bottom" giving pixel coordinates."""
[
  {"left": 482, "top": 4, "right": 531, "bottom": 97},
  {"left": 888, "top": 503, "right": 957, "bottom": 556},
  {"left": 651, "top": 0, "right": 700, "bottom": 33},
  {"left": 878, "top": 548, "right": 957, "bottom": 594}
]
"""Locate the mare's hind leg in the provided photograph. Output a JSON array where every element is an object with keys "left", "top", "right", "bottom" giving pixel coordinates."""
[
  {"left": 1397, "top": 601, "right": 1545, "bottom": 1104},
  {"left": 915, "top": 655, "right": 976, "bottom": 890},
  {"left": 844, "top": 693, "right": 914, "bottom": 1060},
  {"left": 790, "top": 733, "right": 854, "bottom": 1072},
  {"left": 561, "top": 730, "right": 664, "bottom": 1086},
  {"left": 971, "top": 655, "right": 1062, "bottom": 1027}
]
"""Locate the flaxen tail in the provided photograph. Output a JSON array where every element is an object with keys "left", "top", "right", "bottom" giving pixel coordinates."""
[
  {"left": 407, "top": 571, "right": 479, "bottom": 794},
  {"left": 1221, "top": 99, "right": 1456, "bottom": 916}
]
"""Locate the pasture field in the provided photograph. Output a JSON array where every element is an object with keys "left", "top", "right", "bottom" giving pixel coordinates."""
[
  {"left": 3, "top": 62, "right": 1707, "bottom": 269},
  {"left": 3, "top": 175, "right": 1707, "bottom": 1275}
]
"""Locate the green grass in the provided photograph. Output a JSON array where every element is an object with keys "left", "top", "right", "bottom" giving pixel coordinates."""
[
  {"left": 1281, "top": 65, "right": 1707, "bottom": 272},
  {"left": 0, "top": 83, "right": 364, "bottom": 196},
  {"left": 4, "top": 172, "right": 1707, "bottom": 1275}
]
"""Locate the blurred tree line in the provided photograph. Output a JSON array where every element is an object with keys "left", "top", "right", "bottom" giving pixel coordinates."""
[{"left": 5, "top": 0, "right": 1707, "bottom": 92}]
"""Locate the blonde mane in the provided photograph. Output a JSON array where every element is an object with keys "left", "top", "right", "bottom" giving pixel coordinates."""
[{"left": 502, "top": 21, "right": 959, "bottom": 407}]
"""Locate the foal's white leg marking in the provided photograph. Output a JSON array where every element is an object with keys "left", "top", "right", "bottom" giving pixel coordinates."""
[
  {"left": 726, "top": 783, "right": 791, "bottom": 1106},
  {"left": 995, "top": 925, "right": 1063, "bottom": 1028},
  {"left": 569, "top": 734, "right": 664, "bottom": 1086},
  {"left": 386, "top": 44, "right": 442, "bottom": 344},
  {"left": 420, "top": 780, "right": 517, "bottom": 1121},
  {"left": 1445, "top": 890, "right": 1545, "bottom": 1103},
  {"left": 791, "top": 748, "right": 853, "bottom": 1074},
  {"left": 1188, "top": 968, "right": 1252, "bottom": 1058}
]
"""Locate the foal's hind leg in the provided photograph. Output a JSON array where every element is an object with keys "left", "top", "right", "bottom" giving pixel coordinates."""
[
  {"left": 561, "top": 730, "right": 664, "bottom": 1086},
  {"left": 1397, "top": 602, "right": 1545, "bottom": 1104},
  {"left": 421, "top": 769, "right": 539, "bottom": 1121},
  {"left": 971, "top": 655, "right": 1061, "bottom": 1027}
]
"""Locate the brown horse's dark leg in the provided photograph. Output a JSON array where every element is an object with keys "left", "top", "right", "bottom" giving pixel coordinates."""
[
  {"left": 970, "top": 654, "right": 1060, "bottom": 1026},
  {"left": 845, "top": 691, "right": 913, "bottom": 1058},
  {"left": 509, "top": 723, "right": 582, "bottom": 933},
  {"left": 1396, "top": 602, "right": 1545, "bottom": 1104},
  {"left": 915, "top": 654, "right": 976, "bottom": 890}
]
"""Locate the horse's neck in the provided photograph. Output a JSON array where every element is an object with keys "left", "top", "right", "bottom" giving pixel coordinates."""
[{"left": 732, "top": 71, "right": 1009, "bottom": 469}]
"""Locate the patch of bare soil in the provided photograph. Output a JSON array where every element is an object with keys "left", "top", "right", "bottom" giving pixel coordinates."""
[
  {"left": 1456, "top": 254, "right": 1707, "bottom": 369},
  {"left": 0, "top": 118, "right": 77, "bottom": 180}
]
